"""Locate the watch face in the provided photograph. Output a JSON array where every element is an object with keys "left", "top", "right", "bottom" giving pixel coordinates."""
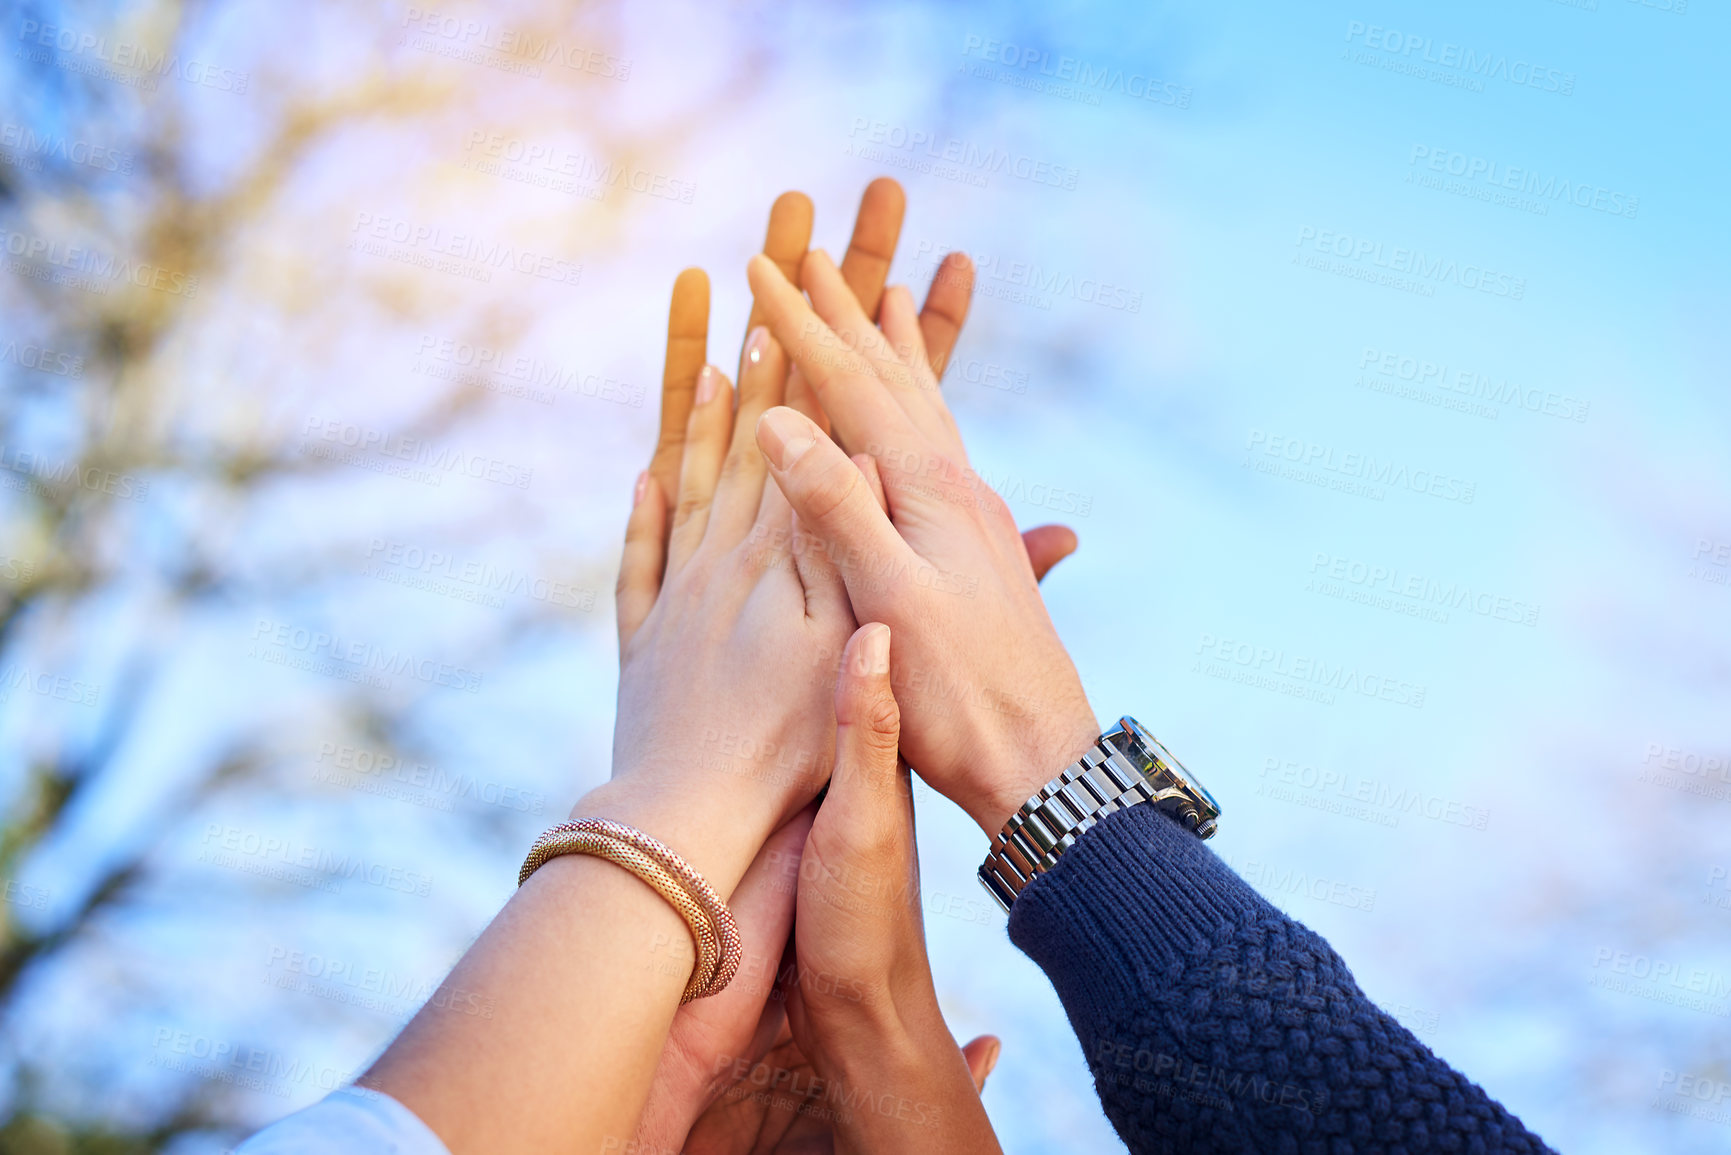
[{"left": 1121, "top": 716, "right": 1221, "bottom": 817}]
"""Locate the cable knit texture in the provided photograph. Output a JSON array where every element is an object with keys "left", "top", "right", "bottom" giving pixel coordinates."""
[{"left": 1007, "top": 804, "right": 1556, "bottom": 1154}]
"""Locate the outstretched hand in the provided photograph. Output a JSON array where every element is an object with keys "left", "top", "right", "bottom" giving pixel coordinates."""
[
  {"left": 747, "top": 248, "right": 1100, "bottom": 835},
  {"left": 624, "top": 178, "right": 1077, "bottom": 664},
  {"left": 653, "top": 626, "right": 1005, "bottom": 1155}
]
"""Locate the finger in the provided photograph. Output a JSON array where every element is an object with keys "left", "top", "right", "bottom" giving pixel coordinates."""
[
  {"left": 823, "top": 623, "right": 902, "bottom": 824},
  {"left": 1022, "top": 524, "right": 1079, "bottom": 583},
  {"left": 851, "top": 452, "right": 888, "bottom": 514},
  {"left": 747, "top": 254, "right": 918, "bottom": 455},
  {"left": 838, "top": 177, "right": 906, "bottom": 323},
  {"left": 666, "top": 365, "right": 735, "bottom": 573},
  {"left": 960, "top": 1036, "right": 1002, "bottom": 1093},
  {"left": 880, "top": 282, "right": 962, "bottom": 451},
  {"left": 713, "top": 807, "right": 813, "bottom": 1006},
  {"left": 802, "top": 250, "right": 944, "bottom": 431},
  {"left": 878, "top": 285, "right": 931, "bottom": 372},
  {"left": 919, "top": 252, "right": 975, "bottom": 379},
  {"left": 744, "top": 193, "right": 825, "bottom": 439},
  {"left": 755, "top": 407, "right": 916, "bottom": 597},
  {"left": 616, "top": 472, "right": 667, "bottom": 658},
  {"left": 708, "top": 327, "right": 788, "bottom": 549},
  {"left": 651, "top": 268, "right": 710, "bottom": 514},
  {"left": 749, "top": 462, "right": 795, "bottom": 560},
  {"left": 782, "top": 367, "right": 830, "bottom": 437},
  {"left": 743, "top": 192, "right": 814, "bottom": 342},
  {"left": 789, "top": 508, "right": 853, "bottom": 626}
]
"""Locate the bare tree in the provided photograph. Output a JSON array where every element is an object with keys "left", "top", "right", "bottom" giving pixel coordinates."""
[{"left": 1, "top": 2, "right": 765, "bottom": 1146}]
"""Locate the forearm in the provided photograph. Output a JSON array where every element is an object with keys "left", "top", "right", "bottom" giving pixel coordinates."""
[
  {"left": 821, "top": 1007, "right": 1002, "bottom": 1155},
  {"left": 363, "top": 782, "right": 779, "bottom": 1155},
  {"left": 1008, "top": 804, "right": 1557, "bottom": 1154}
]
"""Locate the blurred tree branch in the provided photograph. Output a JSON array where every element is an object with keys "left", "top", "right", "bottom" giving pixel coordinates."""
[{"left": 0, "top": 1, "right": 772, "bottom": 1145}]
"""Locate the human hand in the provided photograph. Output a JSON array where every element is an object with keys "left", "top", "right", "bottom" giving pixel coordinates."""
[
  {"left": 653, "top": 625, "right": 1004, "bottom": 1155},
  {"left": 621, "top": 183, "right": 1020, "bottom": 1150},
  {"left": 745, "top": 248, "right": 1100, "bottom": 836},
  {"left": 626, "top": 812, "right": 812, "bottom": 1154},
  {"left": 644, "top": 179, "right": 971, "bottom": 514},
  {"left": 779, "top": 623, "right": 1004, "bottom": 1154},
  {"left": 628, "top": 179, "right": 1078, "bottom": 656},
  {"left": 594, "top": 317, "right": 854, "bottom": 897},
  {"left": 672, "top": 1021, "right": 999, "bottom": 1154}
]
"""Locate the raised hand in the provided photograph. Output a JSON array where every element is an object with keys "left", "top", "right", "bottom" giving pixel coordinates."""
[
  {"left": 624, "top": 179, "right": 1076, "bottom": 663},
  {"left": 746, "top": 248, "right": 1101, "bottom": 836},
  {"left": 663, "top": 627, "right": 1006, "bottom": 1155},
  {"left": 603, "top": 322, "right": 854, "bottom": 894},
  {"left": 779, "top": 624, "right": 1004, "bottom": 1154}
]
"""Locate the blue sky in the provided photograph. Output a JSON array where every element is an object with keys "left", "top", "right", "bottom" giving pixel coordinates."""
[{"left": 2, "top": 1, "right": 1728, "bottom": 1151}]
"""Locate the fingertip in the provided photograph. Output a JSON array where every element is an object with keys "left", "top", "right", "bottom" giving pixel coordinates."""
[
  {"left": 835, "top": 623, "right": 897, "bottom": 733},
  {"left": 693, "top": 363, "right": 731, "bottom": 408},
  {"left": 756, "top": 406, "right": 818, "bottom": 470},
  {"left": 961, "top": 1035, "right": 1001, "bottom": 1092},
  {"left": 1024, "top": 523, "right": 1080, "bottom": 582},
  {"left": 746, "top": 251, "right": 781, "bottom": 286},
  {"left": 771, "top": 189, "right": 814, "bottom": 223},
  {"left": 864, "top": 175, "right": 906, "bottom": 205},
  {"left": 880, "top": 283, "right": 919, "bottom": 335},
  {"left": 852, "top": 622, "right": 891, "bottom": 677}
]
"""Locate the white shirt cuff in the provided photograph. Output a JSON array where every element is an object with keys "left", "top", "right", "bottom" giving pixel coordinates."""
[{"left": 234, "top": 1085, "right": 451, "bottom": 1155}]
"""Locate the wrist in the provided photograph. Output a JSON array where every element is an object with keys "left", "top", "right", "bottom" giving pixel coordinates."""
[
  {"left": 573, "top": 777, "right": 777, "bottom": 900},
  {"left": 814, "top": 1004, "right": 984, "bottom": 1149},
  {"left": 969, "top": 705, "right": 1099, "bottom": 837},
  {"left": 813, "top": 997, "right": 950, "bottom": 1095}
]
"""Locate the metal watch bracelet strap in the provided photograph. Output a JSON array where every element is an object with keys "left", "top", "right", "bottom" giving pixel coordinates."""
[{"left": 977, "top": 716, "right": 1221, "bottom": 912}]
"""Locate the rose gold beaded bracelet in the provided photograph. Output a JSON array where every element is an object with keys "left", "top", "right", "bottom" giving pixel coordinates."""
[{"left": 519, "top": 819, "right": 742, "bottom": 1003}]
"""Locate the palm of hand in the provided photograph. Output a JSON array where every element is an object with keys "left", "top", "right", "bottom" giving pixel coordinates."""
[{"left": 682, "top": 1024, "right": 838, "bottom": 1155}]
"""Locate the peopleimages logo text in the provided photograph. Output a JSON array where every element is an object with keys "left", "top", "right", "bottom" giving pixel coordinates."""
[
  {"left": 1295, "top": 227, "right": 1525, "bottom": 300},
  {"left": 1409, "top": 146, "right": 1638, "bottom": 219},
  {"left": 846, "top": 119, "right": 1080, "bottom": 191},
  {"left": 1344, "top": 22, "right": 1574, "bottom": 95},
  {"left": 959, "top": 36, "right": 1192, "bottom": 107},
  {"left": 1245, "top": 429, "right": 1477, "bottom": 504}
]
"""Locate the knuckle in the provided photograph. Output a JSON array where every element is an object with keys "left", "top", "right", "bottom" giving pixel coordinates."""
[
  {"left": 862, "top": 694, "right": 901, "bottom": 742},
  {"left": 799, "top": 457, "right": 862, "bottom": 527},
  {"left": 845, "top": 688, "right": 900, "bottom": 745},
  {"left": 673, "top": 490, "right": 712, "bottom": 525}
]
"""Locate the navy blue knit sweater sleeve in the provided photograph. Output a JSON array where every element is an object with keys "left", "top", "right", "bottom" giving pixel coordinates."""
[{"left": 1006, "top": 804, "right": 1556, "bottom": 1154}]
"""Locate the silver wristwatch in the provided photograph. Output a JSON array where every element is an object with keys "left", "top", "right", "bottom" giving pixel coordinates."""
[{"left": 977, "top": 716, "right": 1220, "bottom": 912}]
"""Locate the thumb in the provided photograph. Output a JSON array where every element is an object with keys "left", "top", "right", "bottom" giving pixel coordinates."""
[
  {"left": 1021, "top": 523, "right": 1078, "bottom": 583},
  {"left": 821, "top": 623, "right": 905, "bottom": 828},
  {"left": 756, "top": 407, "right": 915, "bottom": 593},
  {"left": 961, "top": 1035, "right": 1002, "bottom": 1092}
]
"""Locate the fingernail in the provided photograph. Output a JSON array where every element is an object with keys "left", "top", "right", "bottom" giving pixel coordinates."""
[
  {"left": 632, "top": 470, "right": 648, "bottom": 508},
  {"left": 757, "top": 408, "right": 815, "bottom": 470},
  {"left": 857, "top": 624, "right": 890, "bottom": 675},
  {"left": 695, "top": 365, "right": 719, "bottom": 405},
  {"left": 983, "top": 1039, "right": 1001, "bottom": 1082},
  {"left": 745, "top": 326, "right": 768, "bottom": 366}
]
